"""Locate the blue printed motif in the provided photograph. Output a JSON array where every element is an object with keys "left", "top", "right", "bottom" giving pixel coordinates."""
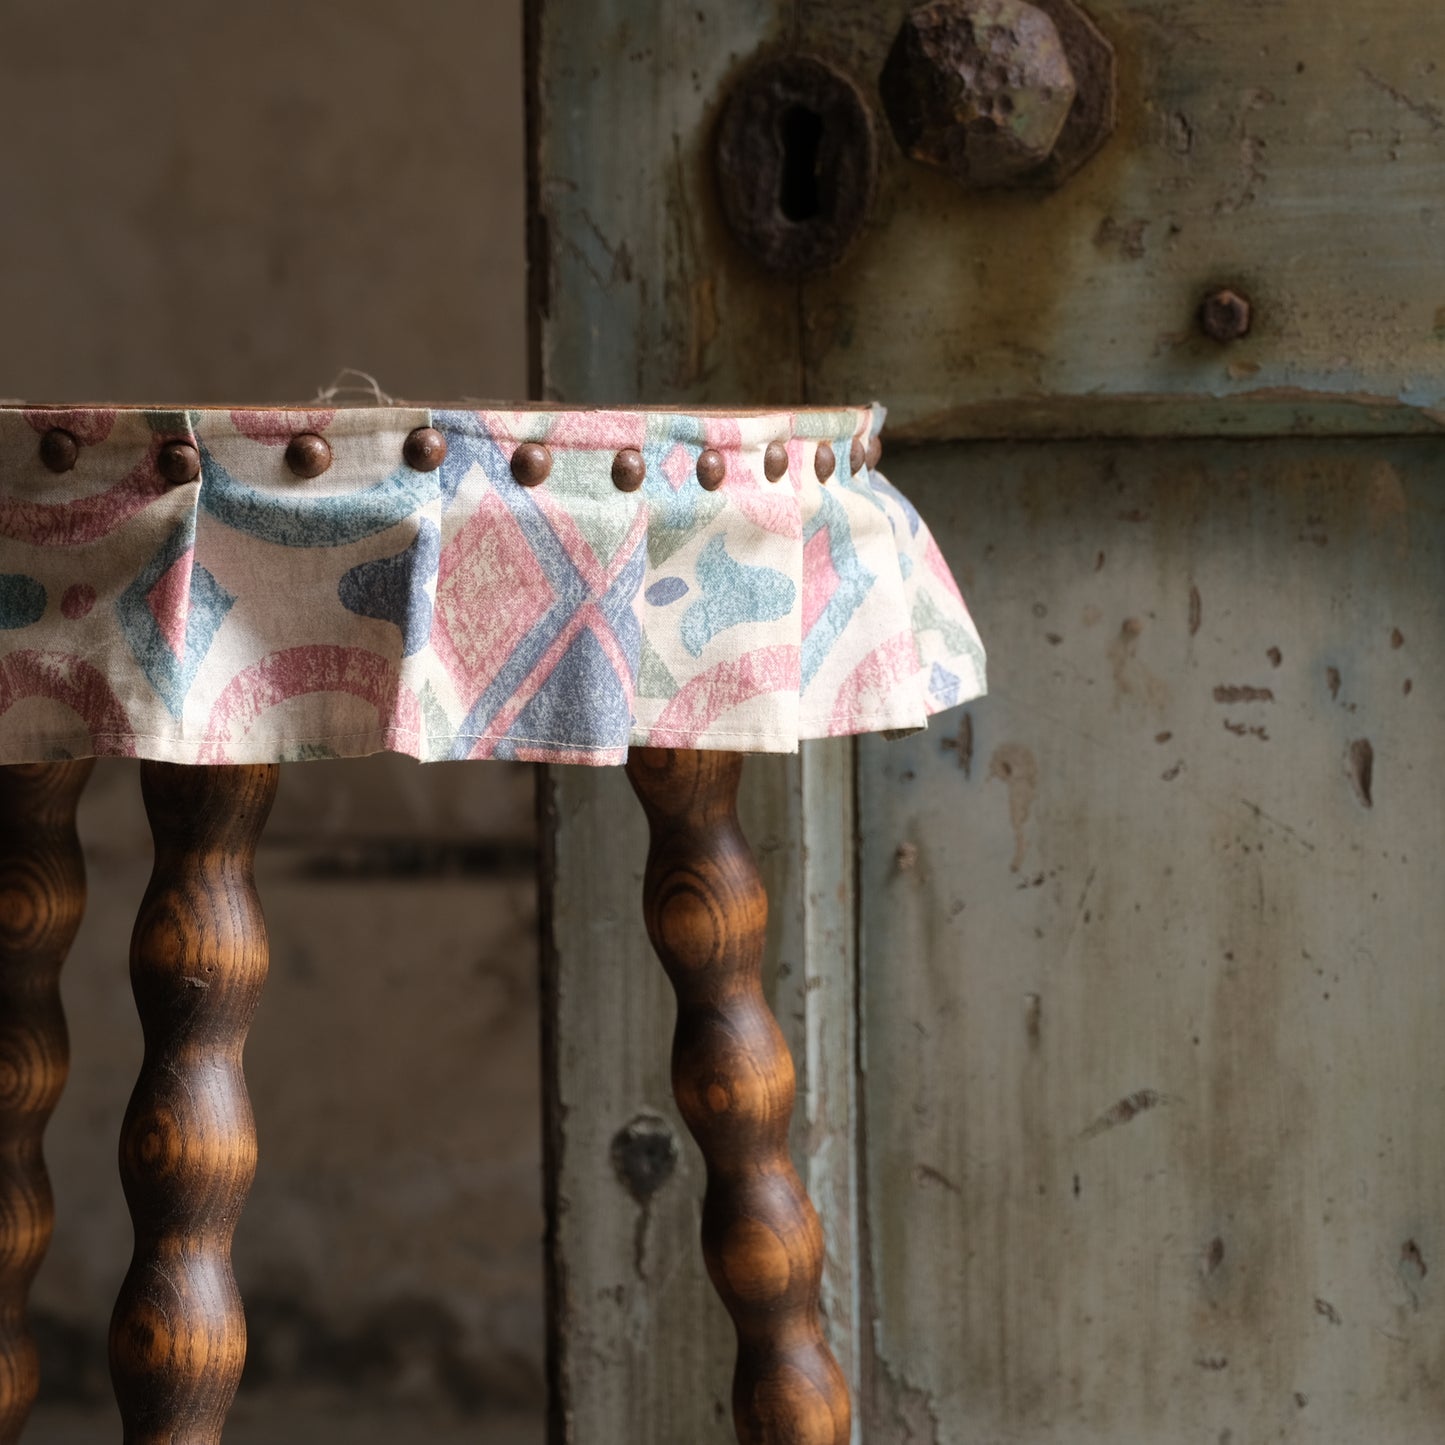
[
  {"left": 0, "top": 575, "right": 46, "bottom": 629},
  {"left": 433, "top": 409, "right": 511, "bottom": 510},
  {"left": 871, "top": 474, "right": 922, "bottom": 537},
  {"left": 645, "top": 577, "right": 689, "bottom": 606},
  {"left": 439, "top": 424, "right": 644, "bottom": 760},
  {"left": 639, "top": 433, "right": 724, "bottom": 566},
  {"left": 0, "top": 402, "right": 988, "bottom": 767},
  {"left": 801, "top": 488, "right": 875, "bottom": 688},
  {"left": 116, "top": 521, "right": 234, "bottom": 719},
  {"left": 198, "top": 445, "right": 437, "bottom": 547},
  {"left": 929, "top": 662, "right": 961, "bottom": 709},
  {"left": 679, "top": 536, "right": 795, "bottom": 659},
  {"left": 338, "top": 521, "right": 440, "bottom": 657}
]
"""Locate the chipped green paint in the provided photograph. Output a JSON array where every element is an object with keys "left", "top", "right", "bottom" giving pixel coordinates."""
[
  {"left": 860, "top": 437, "right": 1445, "bottom": 1443},
  {"left": 534, "top": 2, "right": 1445, "bottom": 1443}
]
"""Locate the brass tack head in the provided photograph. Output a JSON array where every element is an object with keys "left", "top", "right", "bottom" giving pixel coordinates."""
[
  {"left": 403, "top": 426, "right": 448, "bottom": 472},
  {"left": 866, "top": 434, "right": 883, "bottom": 470},
  {"left": 612, "top": 448, "right": 646, "bottom": 492},
  {"left": 285, "top": 432, "right": 332, "bottom": 479},
  {"left": 39, "top": 427, "right": 79, "bottom": 474},
  {"left": 814, "top": 441, "right": 836, "bottom": 483},
  {"left": 697, "top": 448, "right": 727, "bottom": 491},
  {"left": 850, "top": 438, "right": 865, "bottom": 475},
  {"left": 511, "top": 441, "right": 553, "bottom": 487},
  {"left": 763, "top": 440, "right": 788, "bottom": 483},
  {"left": 157, "top": 440, "right": 201, "bottom": 485}
]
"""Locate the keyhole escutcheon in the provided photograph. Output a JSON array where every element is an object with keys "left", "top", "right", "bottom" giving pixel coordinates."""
[{"left": 716, "top": 54, "right": 878, "bottom": 276}]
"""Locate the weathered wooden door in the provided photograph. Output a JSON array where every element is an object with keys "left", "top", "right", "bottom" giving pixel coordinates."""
[{"left": 531, "top": 3, "right": 1445, "bottom": 1441}]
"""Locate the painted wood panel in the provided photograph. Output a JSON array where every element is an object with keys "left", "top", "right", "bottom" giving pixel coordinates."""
[
  {"left": 858, "top": 437, "right": 1445, "bottom": 1442},
  {"left": 541, "top": 747, "right": 857, "bottom": 1444},
  {"left": 533, "top": 2, "right": 862, "bottom": 1437},
  {"left": 538, "top": 0, "right": 1445, "bottom": 437},
  {"left": 530, "top": 0, "right": 797, "bottom": 406},
  {"left": 805, "top": 0, "right": 1445, "bottom": 437},
  {"left": 533, "top": 2, "right": 1445, "bottom": 1442}
]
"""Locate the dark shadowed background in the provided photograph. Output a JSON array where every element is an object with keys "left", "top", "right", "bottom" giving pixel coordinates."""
[{"left": 1, "top": 2, "right": 539, "bottom": 1440}]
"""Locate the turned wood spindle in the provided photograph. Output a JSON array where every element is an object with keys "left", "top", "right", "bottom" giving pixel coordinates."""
[
  {"left": 625, "top": 748, "right": 851, "bottom": 1445},
  {"left": 110, "top": 762, "right": 278, "bottom": 1445},
  {"left": 0, "top": 761, "right": 93, "bottom": 1443}
]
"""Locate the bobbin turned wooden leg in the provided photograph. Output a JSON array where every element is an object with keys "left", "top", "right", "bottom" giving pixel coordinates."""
[
  {"left": 110, "top": 763, "right": 277, "bottom": 1445},
  {"left": 0, "top": 761, "right": 93, "bottom": 1443},
  {"left": 625, "top": 748, "right": 851, "bottom": 1445}
]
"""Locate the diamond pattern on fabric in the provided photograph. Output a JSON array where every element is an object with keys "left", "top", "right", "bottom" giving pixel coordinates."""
[
  {"left": 117, "top": 519, "right": 235, "bottom": 720},
  {"left": 0, "top": 403, "right": 985, "bottom": 764}
]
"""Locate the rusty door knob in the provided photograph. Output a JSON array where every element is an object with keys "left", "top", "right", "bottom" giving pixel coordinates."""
[{"left": 880, "top": 0, "right": 1116, "bottom": 190}]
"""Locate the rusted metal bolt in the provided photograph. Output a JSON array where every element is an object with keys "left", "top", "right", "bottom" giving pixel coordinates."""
[
  {"left": 881, "top": 0, "right": 1116, "bottom": 190},
  {"left": 880, "top": 0, "right": 1077, "bottom": 188},
  {"left": 1199, "top": 288, "right": 1253, "bottom": 343}
]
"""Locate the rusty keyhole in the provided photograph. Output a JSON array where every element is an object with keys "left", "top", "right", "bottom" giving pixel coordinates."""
[
  {"left": 715, "top": 54, "right": 878, "bottom": 275},
  {"left": 779, "top": 106, "right": 824, "bottom": 222}
]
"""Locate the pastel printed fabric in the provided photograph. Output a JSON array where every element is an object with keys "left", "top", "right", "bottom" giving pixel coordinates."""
[{"left": 0, "top": 405, "right": 986, "bottom": 766}]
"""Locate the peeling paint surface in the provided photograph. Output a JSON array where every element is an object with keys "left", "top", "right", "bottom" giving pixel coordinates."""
[
  {"left": 859, "top": 437, "right": 1445, "bottom": 1443},
  {"left": 805, "top": 1, "right": 1445, "bottom": 434},
  {"left": 536, "top": 2, "right": 1445, "bottom": 1440},
  {"left": 545, "top": 748, "right": 858, "bottom": 1444}
]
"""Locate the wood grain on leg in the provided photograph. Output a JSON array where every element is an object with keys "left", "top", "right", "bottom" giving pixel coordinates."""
[
  {"left": 626, "top": 748, "right": 851, "bottom": 1445},
  {"left": 110, "top": 762, "right": 277, "bottom": 1445},
  {"left": 0, "top": 760, "right": 93, "bottom": 1442}
]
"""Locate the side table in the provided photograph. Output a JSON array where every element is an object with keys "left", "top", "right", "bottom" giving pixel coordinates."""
[{"left": 0, "top": 402, "right": 986, "bottom": 1445}]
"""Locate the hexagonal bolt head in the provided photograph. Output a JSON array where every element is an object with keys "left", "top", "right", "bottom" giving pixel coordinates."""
[
  {"left": 880, "top": 0, "right": 1075, "bottom": 188},
  {"left": 1199, "top": 288, "right": 1253, "bottom": 342},
  {"left": 881, "top": 0, "right": 1117, "bottom": 190}
]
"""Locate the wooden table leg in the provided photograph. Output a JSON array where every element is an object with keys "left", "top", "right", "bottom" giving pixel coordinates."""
[
  {"left": 625, "top": 748, "right": 851, "bottom": 1445},
  {"left": 0, "top": 760, "right": 93, "bottom": 1443},
  {"left": 110, "top": 762, "right": 277, "bottom": 1445}
]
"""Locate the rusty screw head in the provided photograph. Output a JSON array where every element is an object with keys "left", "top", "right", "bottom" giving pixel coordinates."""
[
  {"left": 285, "top": 432, "right": 332, "bottom": 479},
  {"left": 763, "top": 440, "right": 789, "bottom": 483},
  {"left": 697, "top": 448, "right": 728, "bottom": 491},
  {"left": 1199, "top": 288, "right": 1253, "bottom": 343},
  {"left": 403, "top": 426, "right": 448, "bottom": 472},
  {"left": 157, "top": 440, "right": 201, "bottom": 485},
  {"left": 880, "top": 0, "right": 1077, "bottom": 189},
  {"left": 814, "top": 441, "right": 837, "bottom": 483},
  {"left": 611, "top": 448, "right": 646, "bottom": 493},
  {"left": 39, "top": 428, "right": 79, "bottom": 474},
  {"left": 511, "top": 442, "right": 553, "bottom": 487}
]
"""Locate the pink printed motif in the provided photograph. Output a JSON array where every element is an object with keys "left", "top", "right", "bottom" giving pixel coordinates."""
[
  {"left": 201, "top": 645, "right": 421, "bottom": 763},
  {"left": 661, "top": 444, "right": 693, "bottom": 491},
  {"left": 826, "top": 633, "right": 917, "bottom": 734},
  {"left": 0, "top": 463, "right": 170, "bottom": 547},
  {"left": 802, "top": 526, "right": 841, "bottom": 637},
  {"left": 24, "top": 408, "right": 116, "bottom": 446},
  {"left": 540, "top": 409, "right": 648, "bottom": 452},
  {"left": 230, "top": 409, "right": 338, "bottom": 444},
  {"left": 146, "top": 549, "right": 194, "bottom": 658},
  {"left": 434, "top": 489, "right": 553, "bottom": 690},
  {"left": 648, "top": 644, "right": 801, "bottom": 740},
  {"left": 61, "top": 585, "right": 96, "bottom": 620},
  {"left": 0, "top": 403, "right": 986, "bottom": 766},
  {"left": 0, "top": 650, "right": 135, "bottom": 753}
]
